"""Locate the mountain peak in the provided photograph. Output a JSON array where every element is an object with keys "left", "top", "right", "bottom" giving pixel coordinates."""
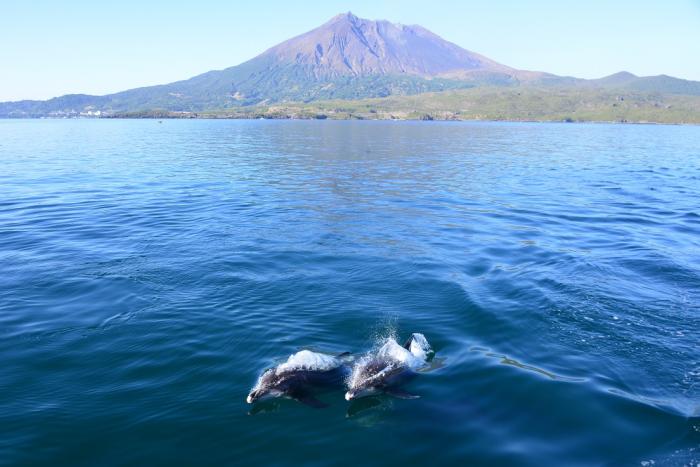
[
  {"left": 596, "top": 71, "right": 639, "bottom": 85},
  {"left": 262, "top": 12, "right": 511, "bottom": 79},
  {"left": 607, "top": 71, "right": 638, "bottom": 79},
  {"left": 328, "top": 11, "right": 359, "bottom": 24}
]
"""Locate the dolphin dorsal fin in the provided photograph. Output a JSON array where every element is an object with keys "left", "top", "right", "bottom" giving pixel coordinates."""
[{"left": 404, "top": 333, "right": 432, "bottom": 360}]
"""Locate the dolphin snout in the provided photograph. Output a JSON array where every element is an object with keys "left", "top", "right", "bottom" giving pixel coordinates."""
[
  {"left": 246, "top": 390, "right": 261, "bottom": 404},
  {"left": 344, "top": 391, "right": 355, "bottom": 401}
]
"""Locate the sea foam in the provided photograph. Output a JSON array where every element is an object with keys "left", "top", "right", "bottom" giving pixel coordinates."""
[{"left": 275, "top": 350, "right": 340, "bottom": 374}]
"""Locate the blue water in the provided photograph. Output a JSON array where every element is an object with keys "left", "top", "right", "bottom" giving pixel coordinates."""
[{"left": 1, "top": 119, "right": 698, "bottom": 466}]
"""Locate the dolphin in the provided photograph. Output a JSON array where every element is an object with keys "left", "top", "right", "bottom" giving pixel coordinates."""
[
  {"left": 345, "top": 333, "right": 433, "bottom": 401},
  {"left": 247, "top": 350, "right": 351, "bottom": 408}
]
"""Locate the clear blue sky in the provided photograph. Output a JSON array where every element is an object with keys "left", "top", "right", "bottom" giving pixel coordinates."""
[{"left": 2, "top": 0, "right": 699, "bottom": 101}]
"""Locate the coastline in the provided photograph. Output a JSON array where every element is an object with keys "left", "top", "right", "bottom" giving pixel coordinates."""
[
  {"left": 1, "top": 115, "right": 694, "bottom": 126},
  {"left": 5, "top": 87, "right": 700, "bottom": 125},
  {"left": 94, "top": 114, "right": 699, "bottom": 126}
]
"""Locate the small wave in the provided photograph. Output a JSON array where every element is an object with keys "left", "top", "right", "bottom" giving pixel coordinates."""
[{"left": 471, "top": 347, "right": 586, "bottom": 383}]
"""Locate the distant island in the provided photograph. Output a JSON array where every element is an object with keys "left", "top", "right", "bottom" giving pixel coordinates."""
[{"left": 3, "top": 12, "right": 700, "bottom": 124}]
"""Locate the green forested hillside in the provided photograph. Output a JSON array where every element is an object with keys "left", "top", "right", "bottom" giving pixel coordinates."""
[{"left": 130, "top": 87, "right": 700, "bottom": 124}]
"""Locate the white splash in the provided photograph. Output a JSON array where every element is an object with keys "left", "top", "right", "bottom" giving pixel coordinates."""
[
  {"left": 377, "top": 333, "right": 432, "bottom": 369},
  {"left": 376, "top": 338, "right": 422, "bottom": 368},
  {"left": 275, "top": 350, "right": 340, "bottom": 374}
]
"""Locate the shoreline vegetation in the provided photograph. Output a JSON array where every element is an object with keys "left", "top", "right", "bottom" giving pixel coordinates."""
[{"left": 101, "top": 87, "right": 700, "bottom": 124}]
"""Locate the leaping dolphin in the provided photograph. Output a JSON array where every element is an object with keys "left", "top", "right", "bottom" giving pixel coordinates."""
[
  {"left": 345, "top": 333, "right": 433, "bottom": 401},
  {"left": 247, "top": 350, "right": 351, "bottom": 408}
]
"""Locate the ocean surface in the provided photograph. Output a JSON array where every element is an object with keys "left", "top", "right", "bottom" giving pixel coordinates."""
[{"left": 0, "top": 119, "right": 698, "bottom": 466}]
